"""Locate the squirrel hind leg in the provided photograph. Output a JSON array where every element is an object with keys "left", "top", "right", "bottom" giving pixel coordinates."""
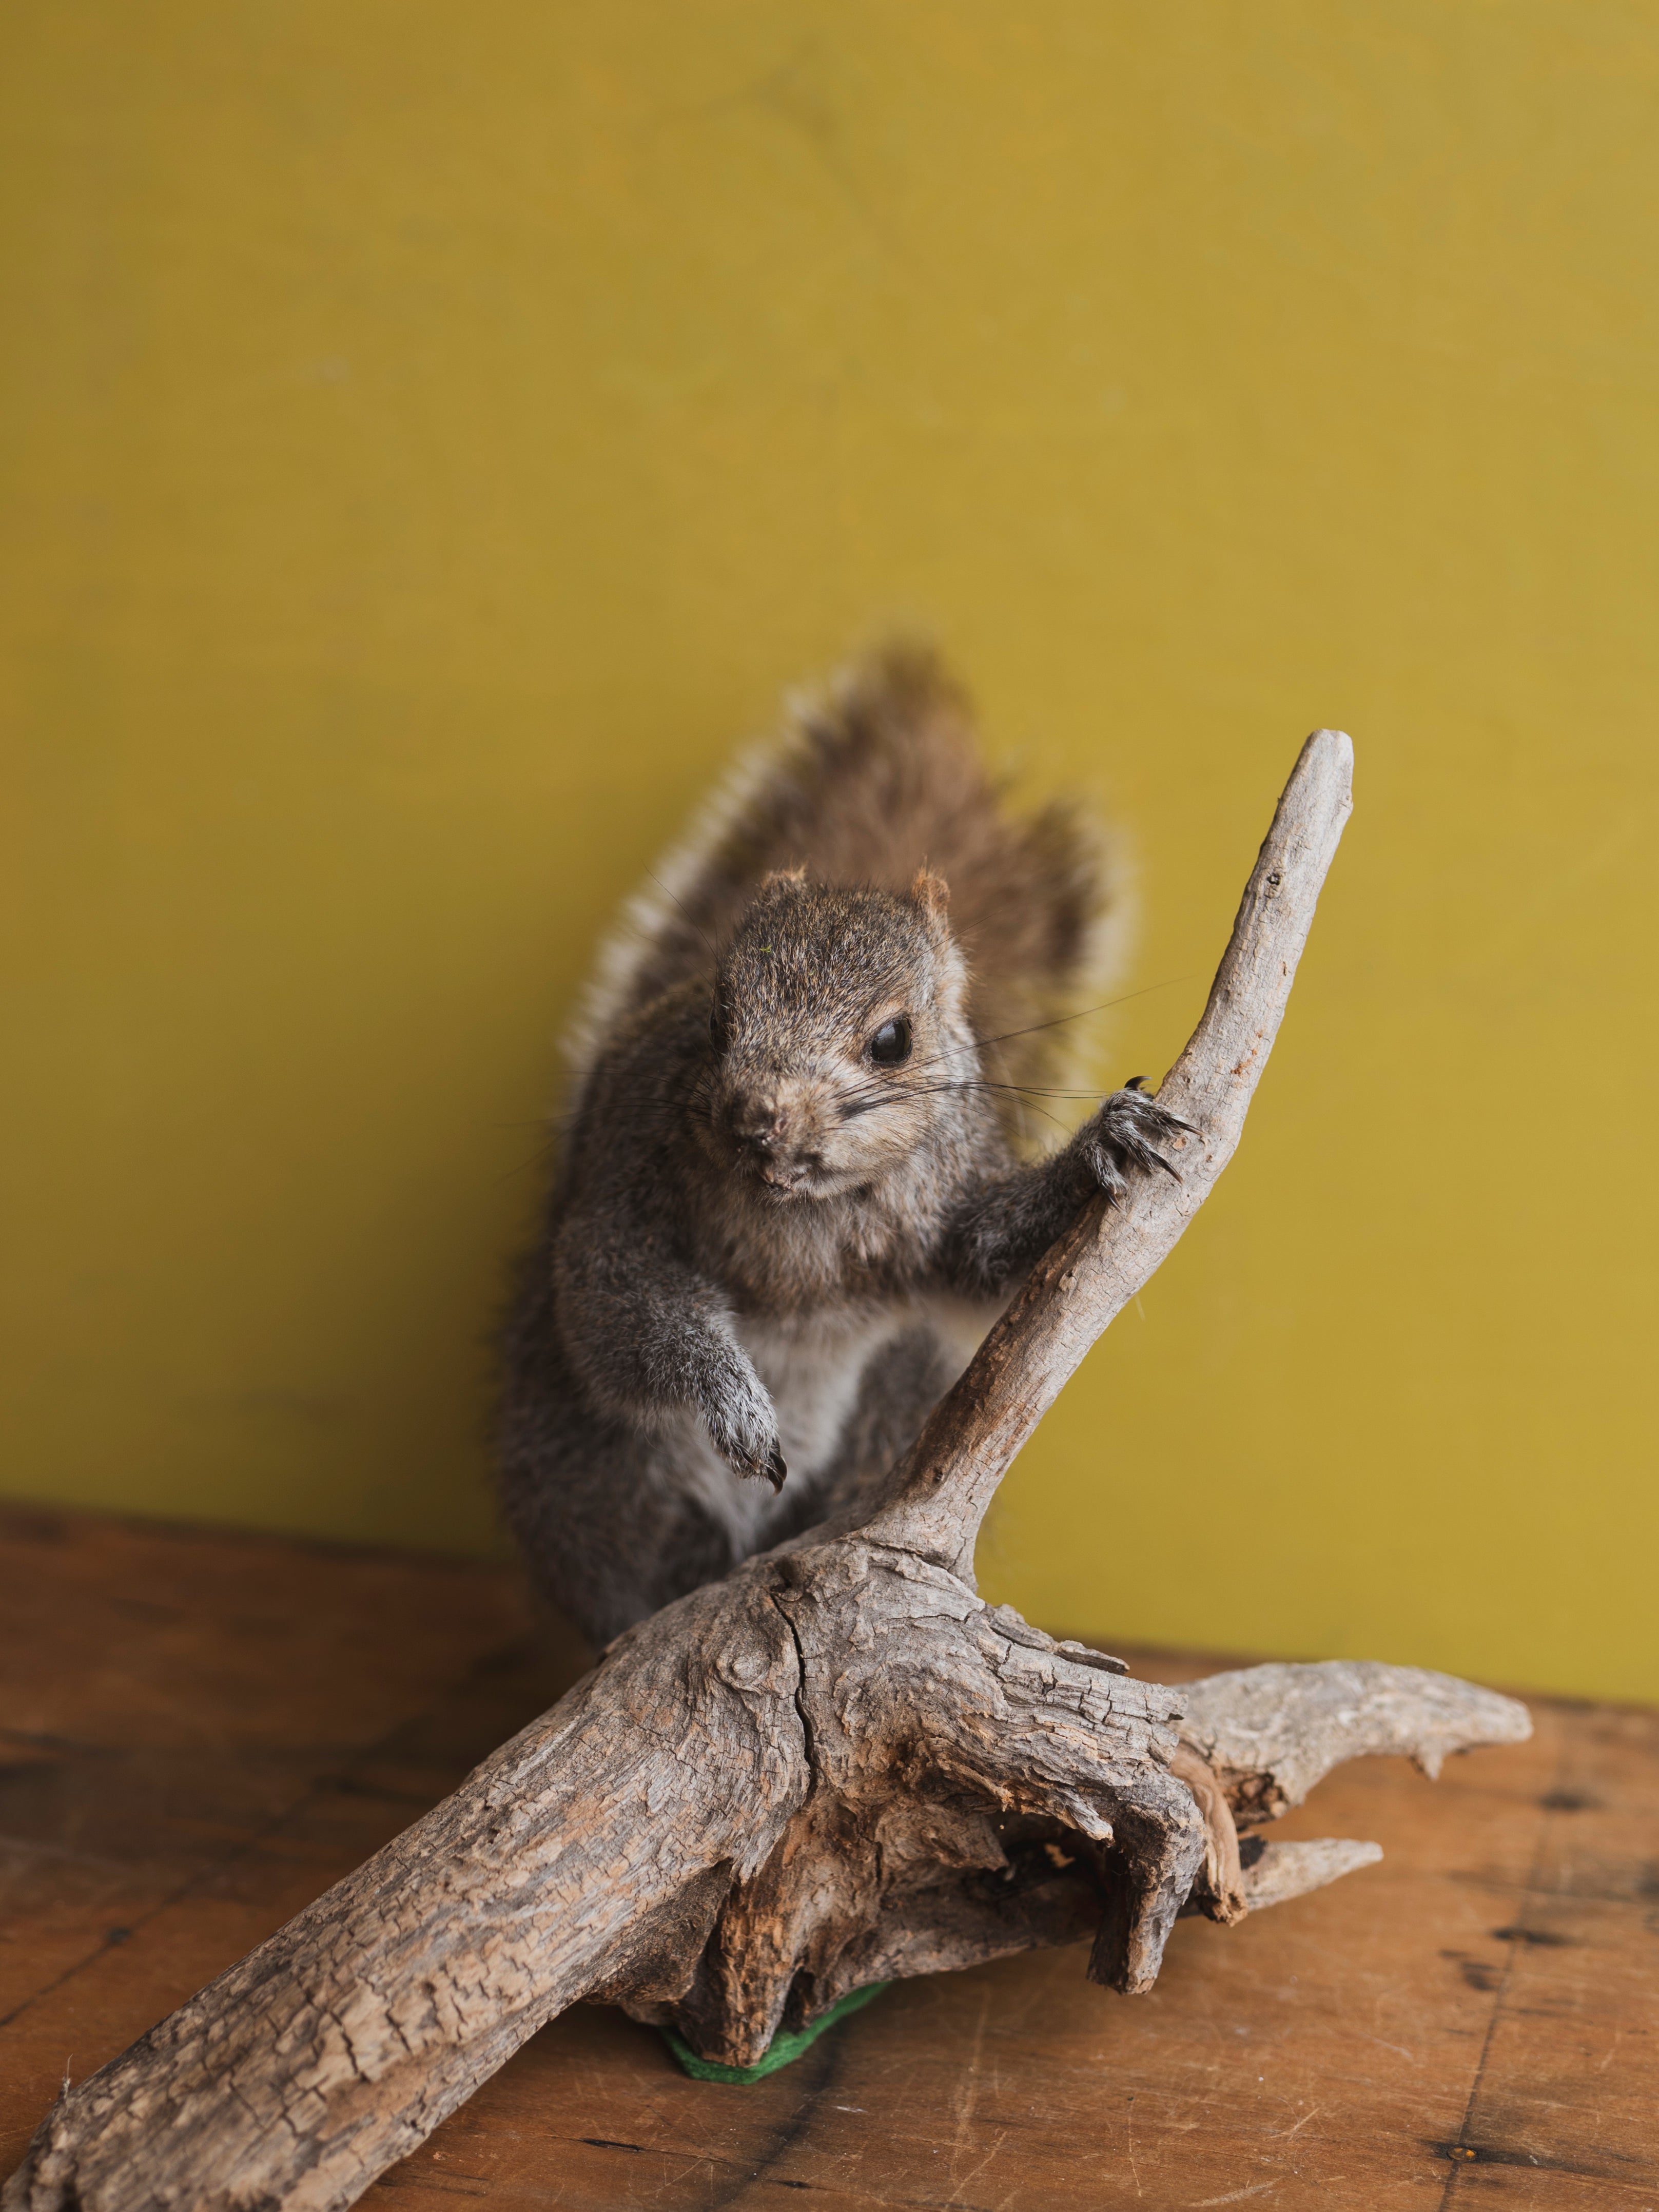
[{"left": 804, "top": 1321, "right": 968, "bottom": 1531}]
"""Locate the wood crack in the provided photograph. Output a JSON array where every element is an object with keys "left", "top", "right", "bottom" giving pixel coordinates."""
[{"left": 2, "top": 730, "right": 1532, "bottom": 2212}]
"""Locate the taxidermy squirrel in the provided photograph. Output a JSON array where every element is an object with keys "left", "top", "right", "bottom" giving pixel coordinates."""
[{"left": 498, "top": 647, "right": 1187, "bottom": 1646}]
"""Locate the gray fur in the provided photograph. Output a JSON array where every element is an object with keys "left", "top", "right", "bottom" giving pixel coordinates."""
[{"left": 497, "top": 651, "right": 1184, "bottom": 1646}]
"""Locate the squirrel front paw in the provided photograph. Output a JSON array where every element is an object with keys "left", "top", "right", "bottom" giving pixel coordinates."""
[
  {"left": 702, "top": 1370, "right": 789, "bottom": 1493},
  {"left": 1079, "top": 1080, "right": 1194, "bottom": 1205}
]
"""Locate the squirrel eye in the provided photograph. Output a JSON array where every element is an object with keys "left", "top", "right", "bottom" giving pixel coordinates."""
[{"left": 868, "top": 1016, "right": 912, "bottom": 1066}]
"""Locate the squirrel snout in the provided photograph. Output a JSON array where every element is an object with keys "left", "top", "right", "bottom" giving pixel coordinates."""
[
  {"left": 730, "top": 1095, "right": 791, "bottom": 1153},
  {"left": 727, "top": 1089, "right": 828, "bottom": 1189}
]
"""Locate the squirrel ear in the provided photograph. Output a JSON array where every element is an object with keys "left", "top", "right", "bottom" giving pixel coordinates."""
[
  {"left": 760, "top": 866, "right": 808, "bottom": 894},
  {"left": 910, "top": 867, "right": 950, "bottom": 922}
]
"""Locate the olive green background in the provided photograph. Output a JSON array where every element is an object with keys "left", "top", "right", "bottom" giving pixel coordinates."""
[{"left": 4, "top": 4, "right": 1654, "bottom": 1697}]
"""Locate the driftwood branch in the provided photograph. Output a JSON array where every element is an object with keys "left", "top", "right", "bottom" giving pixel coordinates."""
[
  {"left": 5, "top": 730, "right": 1531, "bottom": 2212},
  {"left": 862, "top": 724, "right": 1359, "bottom": 1573}
]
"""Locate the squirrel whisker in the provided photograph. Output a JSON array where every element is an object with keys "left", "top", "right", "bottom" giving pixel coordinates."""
[{"left": 498, "top": 644, "right": 1189, "bottom": 1648}]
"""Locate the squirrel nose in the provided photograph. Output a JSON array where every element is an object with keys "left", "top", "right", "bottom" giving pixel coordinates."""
[{"left": 733, "top": 1095, "right": 790, "bottom": 1151}]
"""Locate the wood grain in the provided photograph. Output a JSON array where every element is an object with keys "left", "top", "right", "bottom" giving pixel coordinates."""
[
  {"left": 1, "top": 1512, "right": 1653, "bottom": 2208},
  {"left": 865, "top": 727, "right": 1355, "bottom": 1575},
  {"left": 0, "top": 734, "right": 1548, "bottom": 2210}
]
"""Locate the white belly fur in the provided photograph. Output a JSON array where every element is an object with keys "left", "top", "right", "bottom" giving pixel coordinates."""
[{"left": 663, "top": 1296, "right": 1000, "bottom": 1557}]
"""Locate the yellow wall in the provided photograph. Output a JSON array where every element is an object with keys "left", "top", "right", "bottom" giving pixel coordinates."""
[{"left": 4, "top": 4, "right": 1654, "bottom": 1701}]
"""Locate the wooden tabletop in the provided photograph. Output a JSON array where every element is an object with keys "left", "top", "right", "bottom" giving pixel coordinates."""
[{"left": 1, "top": 1505, "right": 1653, "bottom": 2209}]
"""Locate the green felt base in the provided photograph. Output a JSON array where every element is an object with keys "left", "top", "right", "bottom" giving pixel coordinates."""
[{"left": 660, "top": 1982, "right": 890, "bottom": 2083}]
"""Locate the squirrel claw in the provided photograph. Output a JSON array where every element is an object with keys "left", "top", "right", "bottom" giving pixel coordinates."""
[
  {"left": 1122, "top": 1077, "right": 1197, "bottom": 1140},
  {"left": 765, "top": 1446, "right": 788, "bottom": 1493},
  {"left": 1084, "top": 1086, "right": 1195, "bottom": 1200}
]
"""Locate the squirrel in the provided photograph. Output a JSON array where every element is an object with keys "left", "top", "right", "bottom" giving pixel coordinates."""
[{"left": 497, "top": 646, "right": 1187, "bottom": 1647}]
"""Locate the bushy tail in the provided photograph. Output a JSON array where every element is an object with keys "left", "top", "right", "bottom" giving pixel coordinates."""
[{"left": 570, "top": 645, "right": 1125, "bottom": 1131}]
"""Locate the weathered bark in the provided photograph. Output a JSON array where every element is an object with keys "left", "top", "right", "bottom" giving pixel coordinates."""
[
  {"left": 4, "top": 729, "right": 1532, "bottom": 2212},
  {"left": 861, "top": 723, "right": 1360, "bottom": 1573}
]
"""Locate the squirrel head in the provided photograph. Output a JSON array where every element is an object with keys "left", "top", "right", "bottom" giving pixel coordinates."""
[{"left": 697, "top": 868, "right": 976, "bottom": 1202}]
